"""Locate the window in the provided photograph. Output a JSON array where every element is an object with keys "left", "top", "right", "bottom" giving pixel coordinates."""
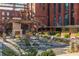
[
  {"left": 54, "top": 3, "right": 56, "bottom": 15},
  {"left": 7, "top": 17, "right": 9, "bottom": 19},
  {"left": 2, "top": 12, "right": 5, "bottom": 15},
  {"left": 58, "top": 3, "right": 61, "bottom": 13},
  {"left": 65, "top": 3, "right": 69, "bottom": 10},
  {"left": 71, "top": 3, "right": 74, "bottom": 25},
  {"left": 53, "top": 4, "right": 56, "bottom": 26},
  {"left": 7, "top": 12, "right": 9, "bottom": 16},
  {"left": 71, "top": 3, "right": 74, "bottom": 10},
  {"left": 65, "top": 3, "right": 69, "bottom": 14},
  {"left": 53, "top": 16, "right": 57, "bottom": 26},
  {"left": 64, "top": 3, "right": 69, "bottom": 26},
  {"left": 58, "top": 16, "right": 62, "bottom": 26},
  {"left": 2, "top": 17, "right": 5, "bottom": 20},
  {"left": 64, "top": 14, "right": 69, "bottom": 25},
  {"left": 71, "top": 12, "right": 74, "bottom": 25}
]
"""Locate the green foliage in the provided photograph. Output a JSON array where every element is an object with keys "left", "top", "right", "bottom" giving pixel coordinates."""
[
  {"left": 2, "top": 47, "right": 18, "bottom": 56},
  {"left": 41, "top": 51, "right": 48, "bottom": 56},
  {"left": 54, "top": 37, "right": 70, "bottom": 44},
  {"left": 49, "top": 31, "right": 60, "bottom": 36},
  {"left": 55, "top": 33, "right": 61, "bottom": 37},
  {"left": 75, "top": 33, "right": 79, "bottom": 36},
  {"left": 49, "top": 32, "right": 56, "bottom": 35},
  {"left": 22, "top": 38, "right": 31, "bottom": 46},
  {"left": 40, "top": 49, "right": 55, "bottom": 56},
  {"left": 64, "top": 33, "right": 70, "bottom": 38},
  {"left": 55, "top": 38, "right": 63, "bottom": 42},
  {"left": 27, "top": 48, "right": 38, "bottom": 56}
]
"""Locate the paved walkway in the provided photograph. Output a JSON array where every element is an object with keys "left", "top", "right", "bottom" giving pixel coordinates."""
[
  {"left": 57, "top": 53, "right": 79, "bottom": 56},
  {"left": 55, "top": 47, "right": 79, "bottom": 56}
]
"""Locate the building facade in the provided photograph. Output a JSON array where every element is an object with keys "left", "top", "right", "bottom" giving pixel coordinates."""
[
  {"left": 0, "top": 3, "right": 35, "bottom": 37},
  {"left": 35, "top": 3, "right": 79, "bottom": 32},
  {"left": 0, "top": 3, "right": 79, "bottom": 37}
]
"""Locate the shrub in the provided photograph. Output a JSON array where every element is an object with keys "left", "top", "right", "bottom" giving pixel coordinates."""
[
  {"left": 55, "top": 33, "right": 61, "bottom": 37},
  {"left": 75, "top": 33, "right": 79, "bottom": 36},
  {"left": 64, "top": 33, "right": 70, "bottom": 38},
  {"left": 27, "top": 48, "right": 38, "bottom": 56},
  {"left": 49, "top": 32, "right": 56, "bottom": 35},
  {"left": 41, "top": 51, "right": 48, "bottom": 56},
  {"left": 42, "top": 32, "right": 50, "bottom": 39},
  {"left": 22, "top": 38, "right": 31, "bottom": 46},
  {"left": 40, "top": 49, "right": 55, "bottom": 56}
]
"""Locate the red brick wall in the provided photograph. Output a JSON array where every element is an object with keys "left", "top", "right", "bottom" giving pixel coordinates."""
[
  {"left": 50, "top": 4, "right": 54, "bottom": 26},
  {"left": 33, "top": 3, "right": 79, "bottom": 28},
  {"left": 0, "top": 9, "right": 21, "bottom": 31},
  {"left": 0, "top": 10, "right": 21, "bottom": 20},
  {"left": 74, "top": 3, "right": 79, "bottom": 25},
  {"left": 61, "top": 4, "right": 65, "bottom": 26},
  {"left": 35, "top": 3, "right": 48, "bottom": 25}
]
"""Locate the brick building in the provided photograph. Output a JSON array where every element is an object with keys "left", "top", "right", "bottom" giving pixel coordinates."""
[
  {"left": 0, "top": 3, "right": 79, "bottom": 37},
  {"left": 0, "top": 3, "right": 35, "bottom": 37},
  {"left": 35, "top": 3, "right": 79, "bottom": 32}
]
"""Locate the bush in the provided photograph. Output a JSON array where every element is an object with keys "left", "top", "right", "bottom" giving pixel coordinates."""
[
  {"left": 22, "top": 38, "right": 31, "bottom": 46},
  {"left": 55, "top": 33, "right": 61, "bottom": 37},
  {"left": 40, "top": 49, "right": 55, "bottom": 56},
  {"left": 27, "top": 48, "right": 38, "bottom": 56},
  {"left": 49, "top": 31, "right": 61, "bottom": 36},
  {"left": 64, "top": 34, "right": 70, "bottom": 38},
  {"left": 49, "top": 32, "right": 56, "bottom": 35},
  {"left": 41, "top": 51, "right": 48, "bottom": 56},
  {"left": 75, "top": 33, "right": 79, "bottom": 36}
]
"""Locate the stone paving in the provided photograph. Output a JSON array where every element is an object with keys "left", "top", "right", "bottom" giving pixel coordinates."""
[{"left": 57, "top": 53, "right": 79, "bottom": 56}]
